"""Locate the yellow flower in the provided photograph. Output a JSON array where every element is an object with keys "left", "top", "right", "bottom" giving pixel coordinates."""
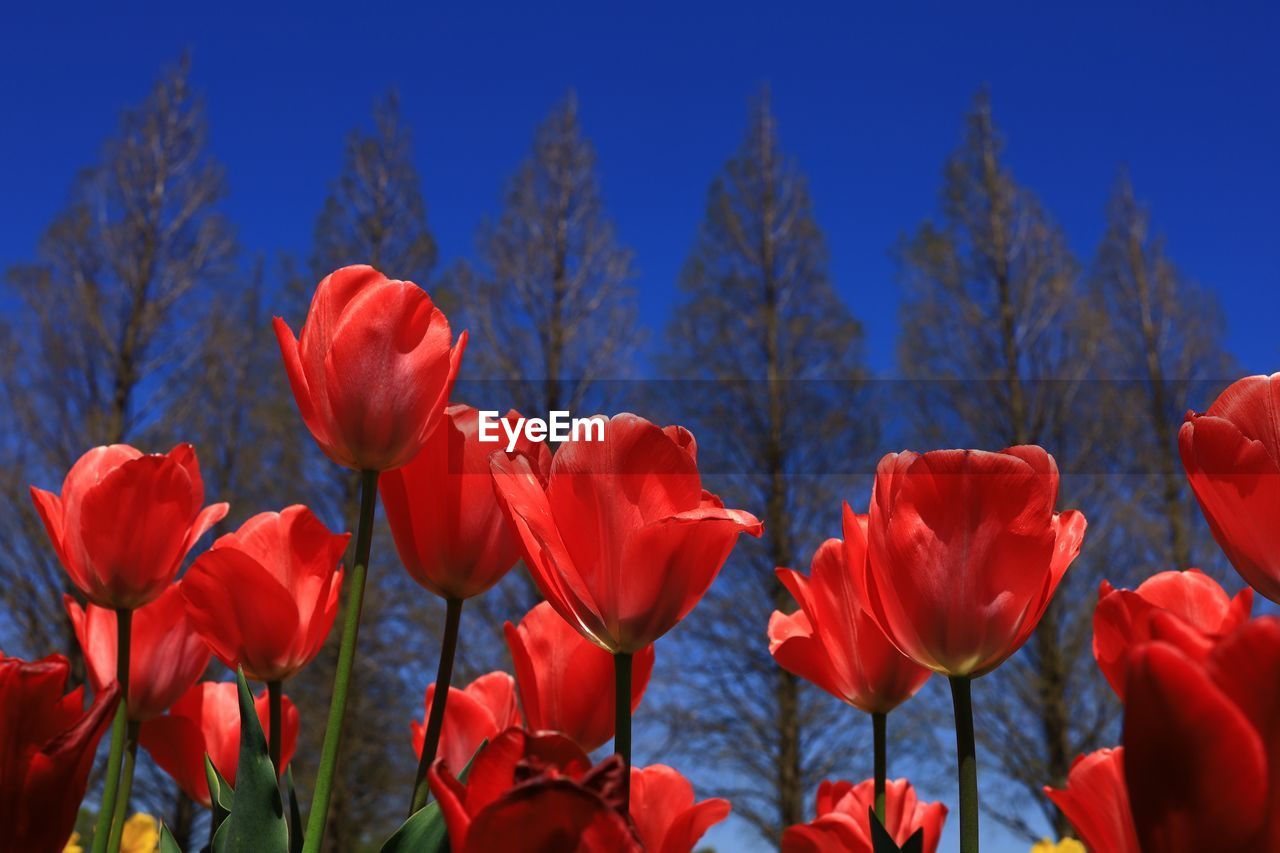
[
  {"left": 63, "top": 831, "right": 84, "bottom": 853},
  {"left": 1030, "top": 840, "right": 1086, "bottom": 853},
  {"left": 120, "top": 814, "right": 160, "bottom": 853}
]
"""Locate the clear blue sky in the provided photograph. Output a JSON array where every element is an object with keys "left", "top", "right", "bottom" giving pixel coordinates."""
[
  {"left": 3, "top": 2, "right": 1277, "bottom": 380},
  {"left": 3, "top": 3, "right": 1277, "bottom": 850}
]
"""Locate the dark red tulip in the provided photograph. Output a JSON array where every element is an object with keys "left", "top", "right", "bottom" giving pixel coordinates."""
[
  {"left": 65, "top": 583, "right": 210, "bottom": 721},
  {"left": 491, "top": 414, "right": 762, "bottom": 653},
  {"left": 0, "top": 654, "right": 118, "bottom": 853},
  {"left": 274, "top": 264, "right": 466, "bottom": 472},
  {"left": 864, "top": 446, "right": 1086, "bottom": 677},
  {"left": 781, "top": 778, "right": 946, "bottom": 853},
  {"left": 381, "top": 404, "right": 552, "bottom": 600},
  {"left": 1123, "top": 616, "right": 1280, "bottom": 852},
  {"left": 1043, "top": 748, "right": 1139, "bottom": 853},
  {"left": 629, "top": 764, "right": 730, "bottom": 853},
  {"left": 1180, "top": 373, "right": 1280, "bottom": 602},
  {"left": 139, "top": 681, "right": 299, "bottom": 808},
  {"left": 428, "top": 727, "right": 640, "bottom": 852},
  {"left": 410, "top": 672, "right": 520, "bottom": 774},
  {"left": 1093, "top": 569, "right": 1251, "bottom": 699},
  {"left": 504, "top": 602, "right": 655, "bottom": 752},
  {"left": 182, "top": 505, "right": 348, "bottom": 682},
  {"left": 30, "top": 444, "right": 228, "bottom": 610},
  {"left": 771, "top": 504, "right": 931, "bottom": 714}
]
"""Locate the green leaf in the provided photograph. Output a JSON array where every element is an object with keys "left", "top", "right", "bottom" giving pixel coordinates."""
[
  {"left": 380, "top": 738, "right": 487, "bottom": 853},
  {"left": 212, "top": 670, "right": 288, "bottom": 853},
  {"left": 380, "top": 800, "right": 448, "bottom": 853},
  {"left": 204, "top": 753, "right": 234, "bottom": 833},
  {"left": 286, "top": 767, "right": 304, "bottom": 853},
  {"left": 869, "top": 807, "right": 924, "bottom": 853},
  {"left": 159, "top": 822, "right": 184, "bottom": 853}
]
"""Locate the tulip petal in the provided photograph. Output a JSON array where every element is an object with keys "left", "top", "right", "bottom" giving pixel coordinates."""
[
  {"left": 1124, "top": 641, "right": 1268, "bottom": 852},
  {"left": 323, "top": 282, "right": 454, "bottom": 471},
  {"left": 616, "top": 505, "right": 761, "bottom": 650},
  {"left": 78, "top": 455, "right": 199, "bottom": 608},
  {"left": 0, "top": 655, "right": 118, "bottom": 852},
  {"left": 630, "top": 764, "right": 730, "bottom": 853},
  {"left": 182, "top": 550, "right": 302, "bottom": 682},
  {"left": 867, "top": 447, "right": 1080, "bottom": 677},
  {"left": 140, "top": 714, "right": 211, "bottom": 806},
  {"left": 506, "top": 603, "right": 652, "bottom": 752},
  {"left": 491, "top": 452, "right": 609, "bottom": 647},
  {"left": 428, "top": 759, "right": 473, "bottom": 851},
  {"left": 1043, "top": 748, "right": 1140, "bottom": 853},
  {"left": 465, "top": 779, "right": 641, "bottom": 853},
  {"left": 275, "top": 314, "right": 339, "bottom": 461},
  {"left": 1180, "top": 413, "right": 1280, "bottom": 602},
  {"left": 1204, "top": 373, "right": 1280, "bottom": 451},
  {"left": 768, "top": 608, "right": 845, "bottom": 702},
  {"left": 415, "top": 673, "right": 518, "bottom": 772},
  {"left": 30, "top": 486, "right": 82, "bottom": 588},
  {"left": 184, "top": 501, "right": 230, "bottom": 558}
]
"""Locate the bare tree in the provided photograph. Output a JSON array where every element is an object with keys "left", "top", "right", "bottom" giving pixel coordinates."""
[
  {"left": 442, "top": 92, "right": 639, "bottom": 652},
  {"left": 309, "top": 90, "right": 438, "bottom": 295},
  {"left": 0, "top": 56, "right": 245, "bottom": 846},
  {"left": 658, "top": 89, "right": 877, "bottom": 844},
  {"left": 896, "top": 91, "right": 1113, "bottom": 839},
  {"left": 1, "top": 55, "right": 236, "bottom": 663},
  {"left": 451, "top": 91, "right": 637, "bottom": 420},
  {"left": 1087, "top": 172, "right": 1235, "bottom": 574},
  {"left": 284, "top": 91, "right": 444, "bottom": 850}
]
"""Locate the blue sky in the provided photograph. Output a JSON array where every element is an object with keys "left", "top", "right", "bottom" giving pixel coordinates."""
[
  {"left": 3, "top": 2, "right": 1277, "bottom": 850},
  {"left": 3, "top": 2, "right": 1278, "bottom": 381}
]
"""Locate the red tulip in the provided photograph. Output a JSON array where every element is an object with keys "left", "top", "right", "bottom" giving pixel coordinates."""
[
  {"left": 0, "top": 654, "right": 118, "bottom": 853},
  {"left": 770, "top": 504, "right": 931, "bottom": 714},
  {"left": 781, "top": 778, "right": 946, "bottom": 853},
  {"left": 139, "top": 681, "right": 299, "bottom": 808},
  {"left": 1180, "top": 373, "right": 1280, "bottom": 602},
  {"left": 30, "top": 444, "right": 228, "bottom": 610},
  {"left": 1093, "top": 569, "right": 1251, "bottom": 699},
  {"left": 491, "top": 414, "right": 763, "bottom": 653},
  {"left": 1123, "top": 615, "right": 1280, "bottom": 852},
  {"left": 504, "top": 602, "right": 655, "bottom": 752},
  {"left": 428, "top": 727, "right": 639, "bottom": 852},
  {"left": 274, "top": 264, "right": 466, "bottom": 472},
  {"left": 864, "top": 447, "right": 1087, "bottom": 677},
  {"left": 65, "top": 583, "right": 211, "bottom": 721},
  {"left": 629, "top": 764, "right": 730, "bottom": 853},
  {"left": 1043, "top": 748, "right": 1139, "bottom": 853},
  {"left": 410, "top": 672, "right": 521, "bottom": 774},
  {"left": 181, "top": 505, "right": 348, "bottom": 682},
  {"left": 381, "top": 404, "right": 552, "bottom": 600}
]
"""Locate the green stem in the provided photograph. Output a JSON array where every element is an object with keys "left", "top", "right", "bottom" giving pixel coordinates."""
[
  {"left": 91, "top": 608, "right": 132, "bottom": 853},
  {"left": 409, "top": 596, "right": 464, "bottom": 816},
  {"left": 614, "top": 651, "right": 633, "bottom": 818},
  {"left": 268, "top": 679, "right": 283, "bottom": 775},
  {"left": 950, "top": 676, "right": 979, "bottom": 853},
  {"left": 873, "top": 711, "right": 887, "bottom": 824},
  {"left": 302, "top": 469, "right": 379, "bottom": 853},
  {"left": 106, "top": 721, "right": 140, "bottom": 853}
]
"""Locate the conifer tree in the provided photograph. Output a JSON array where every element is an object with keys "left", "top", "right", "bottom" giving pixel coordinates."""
[
  {"left": 897, "top": 91, "right": 1111, "bottom": 839},
  {"left": 660, "top": 89, "right": 875, "bottom": 842}
]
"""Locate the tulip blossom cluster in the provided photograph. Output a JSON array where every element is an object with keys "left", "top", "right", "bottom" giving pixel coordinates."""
[
  {"left": 11, "top": 265, "right": 745, "bottom": 852},
  {"left": 782, "top": 779, "right": 947, "bottom": 853},
  {"left": 0, "top": 654, "right": 117, "bottom": 852},
  {"left": 1039, "top": 374, "right": 1280, "bottom": 853},
  {"left": 10, "top": 258, "right": 1280, "bottom": 853},
  {"left": 140, "top": 681, "right": 300, "bottom": 808}
]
